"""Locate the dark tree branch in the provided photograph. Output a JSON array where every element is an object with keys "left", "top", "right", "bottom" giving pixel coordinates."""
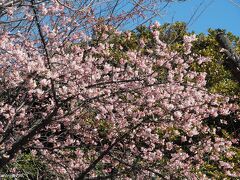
[
  {"left": 109, "top": 154, "right": 166, "bottom": 178},
  {"left": 75, "top": 122, "right": 144, "bottom": 179},
  {"left": 31, "top": 0, "right": 59, "bottom": 105},
  {"left": 0, "top": 106, "right": 59, "bottom": 168},
  {"left": 216, "top": 31, "right": 240, "bottom": 83}
]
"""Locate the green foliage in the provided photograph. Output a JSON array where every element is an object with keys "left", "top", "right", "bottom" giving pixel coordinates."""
[
  {"left": 0, "top": 153, "right": 61, "bottom": 179},
  {"left": 191, "top": 29, "right": 240, "bottom": 95}
]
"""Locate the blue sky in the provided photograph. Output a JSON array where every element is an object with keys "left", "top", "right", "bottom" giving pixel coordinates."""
[{"left": 158, "top": 0, "right": 240, "bottom": 35}]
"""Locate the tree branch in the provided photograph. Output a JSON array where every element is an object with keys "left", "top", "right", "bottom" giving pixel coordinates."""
[{"left": 216, "top": 31, "right": 240, "bottom": 83}]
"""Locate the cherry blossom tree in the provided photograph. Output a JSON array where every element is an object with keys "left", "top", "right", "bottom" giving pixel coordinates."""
[{"left": 0, "top": 0, "right": 239, "bottom": 179}]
